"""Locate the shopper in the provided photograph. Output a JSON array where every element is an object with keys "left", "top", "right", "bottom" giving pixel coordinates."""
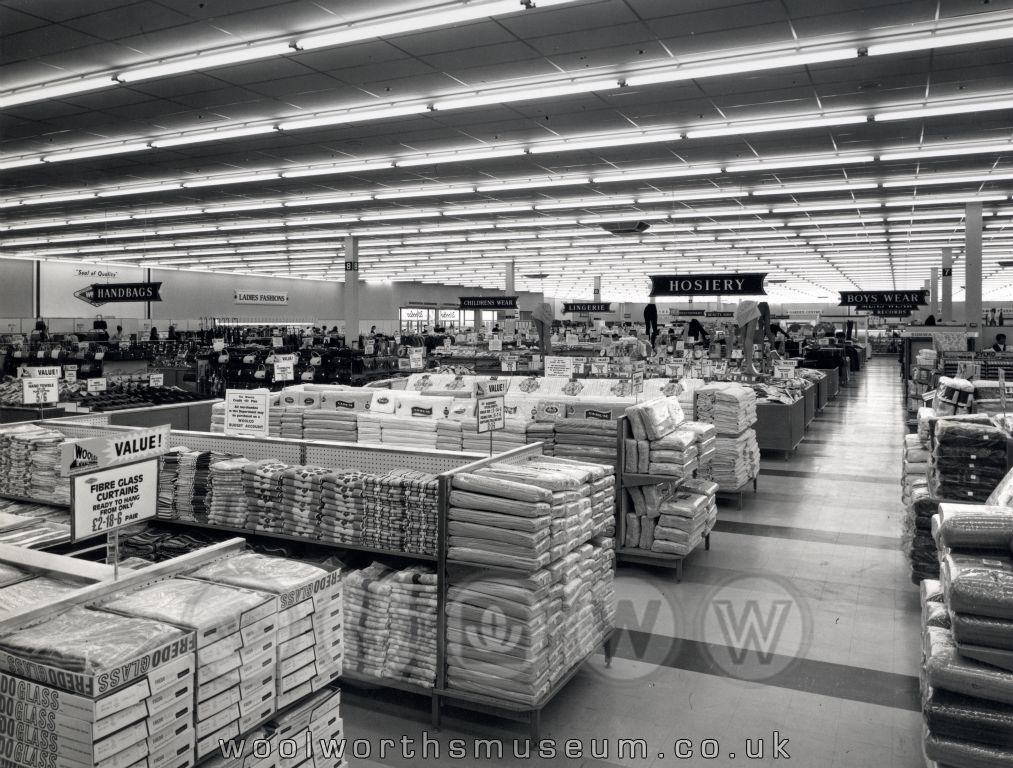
[
  {"left": 687, "top": 318, "right": 709, "bottom": 344},
  {"left": 993, "top": 333, "right": 1007, "bottom": 352},
  {"left": 110, "top": 325, "right": 123, "bottom": 342},
  {"left": 149, "top": 327, "right": 159, "bottom": 341},
  {"left": 643, "top": 303, "right": 659, "bottom": 344}
]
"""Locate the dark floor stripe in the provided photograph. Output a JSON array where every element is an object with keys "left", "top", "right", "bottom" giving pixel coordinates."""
[
  {"left": 712, "top": 520, "right": 902, "bottom": 550},
  {"left": 800, "top": 438, "right": 906, "bottom": 447},
  {"left": 609, "top": 630, "right": 920, "bottom": 711},
  {"left": 760, "top": 467, "right": 897, "bottom": 485}
]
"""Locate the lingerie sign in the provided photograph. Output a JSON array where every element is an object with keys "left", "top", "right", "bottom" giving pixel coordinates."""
[
  {"left": 838, "top": 290, "right": 927, "bottom": 307},
  {"left": 562, "top": 302, "right": 611, "bottom": 313},
  {"left": 459, "top": 296, "right": 518, "bottom": 309},
  {"left": 649, "top": 273, "right": 767, "bottom": 296}
]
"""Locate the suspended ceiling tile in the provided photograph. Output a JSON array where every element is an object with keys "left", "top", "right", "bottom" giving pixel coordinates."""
[
  {"left": 417, "top": 40, "right": 543, "bottom": 72},
  {"left": 1, "top": 25, "right": 108, "bottom": 64},
  {"left": 659, "top": 24, "right": 796, "bottom": 58},
  {"left": 388, "top": 19, "right": 520, "bottom": 57}
]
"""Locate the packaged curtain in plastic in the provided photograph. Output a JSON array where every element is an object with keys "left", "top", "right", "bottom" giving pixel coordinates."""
[
  {"left": 932, "top": 503, "right": 1013, "bottom": 550},
  {"left": 0, "top": 576, "right": 80, "bottom": 618},
  {"left": 924, "top": 687, "right": 1013, "bottom": 747},
  {"left": 924, "top": 626, "right": 1013, "bottom": 706},
  {"left": 942, "top": 553, "right": 1013, "bottom": 620},
  {"left": 101, "top": 576, "right": 272, "bottom": 630},
  {"left": 951, "top": 612, "right": 1013, "bottom": 651},
  {"left": 189, "top": 551, "right": 329, "bottom": 593}
]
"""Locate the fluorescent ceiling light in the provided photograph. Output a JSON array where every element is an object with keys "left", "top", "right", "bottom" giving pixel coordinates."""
[
  {"left": 43, "top": 143, "right": 150, "bottom": 162},
  {"left": 22, "top": 192, "right": 95, "bottom": 205},
  {"left": 435, "top": 78, "right": 618, "bottom": 111},
  {"left": 534, "top": 198, "right": 635, "bottom": 210},
  {"left": 396, "top": 148, "right": 525, "bottom": 167},
  {"left": 374, "top": 186, "right": 476, "bottom": 200},
  {"left": 529, "top": 131, "right": 683, "bottom": 154},
  {"left": 879, "top": 142, "right": 1013, "bottom": 162},
  {"left": 882, "top": 171, "right": 1013, "bottom": 188},
  {"left": 591, "top": 166, "right": 720, "bottom": 184},
  {"left": 753, "top": 182, "right": 880, "bottom": 196},
  {"left": 279, "top": 105, "right": 427, "bottom": 131},
  {"left": 687, "top": 115, "right": 867, "bottom": 139},
  {"left": 97, "top": 184, "right": 180, "bottom": 197},
  {"left": 624, "top": 47, "right": 855, "bottom": 87},
  {"left": 0, "top": 157, "right": 44, "bottom": 171},
  {"left": 475, "top": 178, "right": 589, "bottom": 192},
  {"left": 283, "top": 195, "right": 375, "bottom": 207},
  {"left": 281, "top": 162, "right": 394, "bottom": 179},
  {"left": 729, "top": 154, "right": 875, "bottom": 173},
  {"left": 183, "top": 173, "right": 279, "bottom": 188},
  {"left": 0, "top": 76, "right": 116, "bottom": 108},
  {"left": 876, "top": 97, "right": 1013, "bottom": 122},
  {"left": 866, "top": 21, "right": 1013, "bottom": 56},
  {"left": 117, "top": 42, "right": 292, "bottom": 82},
  {"left": 884, "top": 194, "right": 1009, "bottom": 207},
  {"left": 151, "top": 125, "right": 277, "bottom": 148}
]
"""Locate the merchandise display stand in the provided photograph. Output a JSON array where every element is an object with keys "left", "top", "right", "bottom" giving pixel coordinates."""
[
  {"left": 715, "top": 475, "right": 759, "bottom": 511},
  {"left": 614, "top": 416, "right": 710, "bottom": 581},
  {"left": 0, "top": 540, "right": 117, "bottom": 585},
  {"left": 755, "top": 399, "right": 805, "bottom": 459},
  {"left": 802, "top": 382, "right": 816, "bottom": 427}
]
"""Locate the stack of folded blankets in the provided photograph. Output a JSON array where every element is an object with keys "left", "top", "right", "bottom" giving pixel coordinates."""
[
  {"left": 695, "top": 383, "right": 758, "bottom": 434},
  {"left": 448, "top": 457, "right": 612, "bottom": 570},
  {"left": 242, "top": 459, "right": 290, "bottom": 533},
  {"left": 355, "top": 413, "right": 383, "bottom": 445},
  {"left": 207, "top": 457, "right": 254, "bottom": 528},
  {"left": 626, "top": 477, "right": 718, "bottom": 556},
  {"left": 930, "top": 417, "right": 1011, "bottom": 503},
  {"left": 706, "top": 431, "right": 761, "bottom": 491},
  {"left": 906, "top": 482, "right": 942, "bottom": 583},
  {"left": 969, "top": 379, "right": 1004, "bottom": 416},
  {"left": 903, "top": 432, "right": 931, "bottom": 507},
  {"left": 921, "top": 504, "right": 1013, "bottom": 766},
  {"left": 379, "top": 416, "right": 440, "bottom": 450},
  {"left": 175, "top": 450, "right": 229, "bottom": 522},
  {"left": 436, "top": 418, "right": 463, "bottom": 451},
  {"left": 384, "top": 566, "right": 438, "bottom": 688},
  {"left": 682, "top": 420, "right": 717, "bottom": 476},
  {"left": 269, "top": 407, "right": 304, "bottom": 439},
  {"left": 210, "top": 401, "right": 226, "bottom": 433},
  {"left": 280, "top": 465, "right": 330, "bottom": 536},
  {"left": 527, "top": 421, "right": 556, "bottom": 454},
  {"left": 553, "top": 418, "right": 617, "bottom": 465},
  {"left": 445, "top": 538, "right": 615, "bottom": 705},
  {"left": 118, "top": 526, "right": 221, "bottom": 562},
  {"left": 29, "top": 430, "right": 70, "bottom": 505},
  {"left": 319, "top": 470, "right": 368, "bottom": 544},
  {"left": 361, "top": 469, "right": 440, "bottom": 555},
  {"left": 343, "top": 562, "right": 394, "bottom": 679},
  {"left": 302, "top": 409, "right": 358, "bottom": 443},
  {"left": 158, "top": 447, "right": 187, "bottom": 518},
  {"left": 0, "top": 424, "right": 70, "bottom": 503}
]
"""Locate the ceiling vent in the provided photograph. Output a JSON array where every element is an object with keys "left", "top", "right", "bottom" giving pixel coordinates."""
[{"left": 599, "top": 221, "right": 650, "bottom": 235}]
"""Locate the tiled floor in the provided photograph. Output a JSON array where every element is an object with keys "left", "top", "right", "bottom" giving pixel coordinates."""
[{"left": 342, "top": 358, "right": 922, "bottom": 767}]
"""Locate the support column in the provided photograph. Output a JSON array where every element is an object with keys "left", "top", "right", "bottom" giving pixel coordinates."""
[
  {"left": 504, "top": 261, "right": 515, "bottom": 332},
  {"left": 923, "top": 279, "right": 931, "bottom": 324},
  {"left": 343, "top": 236, "right": 359, "bottom": 344},
  {"left": 965, "top": 203, "right": 983, "bottom": 337},
  {"left": 930, "top": 267, "right": 939, "bottom": 320},
  {"left": 942, "top": 248, "right": 953, "bottom": 323},
  {"left": 594, "top": 276, "right": 601, "bottom": 302}
]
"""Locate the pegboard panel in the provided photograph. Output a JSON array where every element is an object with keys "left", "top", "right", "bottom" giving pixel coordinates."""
[
  {"left": 47, "top": 422, "right": 137, "bottom": 440},
  {"left": 54, "top": 413, "right": 111, "bottom": 426},
  {"left": 169, "top": 430, "right": 303, "bottom": 464},
  {"left": 304, "top": 443, "right": 479, "bottom": 474}
]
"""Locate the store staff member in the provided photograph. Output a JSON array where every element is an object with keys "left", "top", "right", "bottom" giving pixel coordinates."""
[{"left": 994, "top": 333, "right": 1008, "bottom": 352}]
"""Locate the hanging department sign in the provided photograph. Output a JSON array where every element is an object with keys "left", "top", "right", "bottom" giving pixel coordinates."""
[
  {"left": 838, "top": 290, "right": 927, "bottom": 307},
  {"left": 562, "top": 302, "right": 611, "bottom": 314},
  {"left": 872, "top": 305, "right": 915, "bottom": 317},
  {"left": 649, "top": 273, "right": 767, "bottom": 297},
  {"left": 74, "top": 282, "right": 162, "bottom": 307},
  {"left": 235, "top": 290, "right": 289, "bottom": 305},
  {"left": 459, "top": 296, "right": 518, "bottom": 309}
]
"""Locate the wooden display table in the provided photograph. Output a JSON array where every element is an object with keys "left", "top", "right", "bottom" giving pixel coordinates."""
[
  {"left": 802, "top": 382, "right": 816, "bottom": 427},
  {"left": 756, "top": 397, "right": 806, "bottom": 459}
]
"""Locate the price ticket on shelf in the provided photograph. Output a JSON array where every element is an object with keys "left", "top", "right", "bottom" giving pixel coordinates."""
[
  {"left": 225, "top": 389, "right": 270, "bottom": 437},
  {"left": 501, "top": 356, "right": 518, "bottom": 372},
  {"left": 72, "top": 459, "right": 158, "bottom": 539},
  {"left": 590, "top": 358, "right": 610, "bottom": 376},
  {"left": 64, "top": 369, "right": 78, "bottom": 383},
  {"left": 476, "top": 396, "right": 505, "bottom": 434},
  {"left": 148, "top": 373, "right": 164, "bottom": 387},
  {"left": 272, "top": 336, "right": 283, "bottom": 347},
  {"left": 409, "top": 347, "right": 425, "bottom": 370},
  {"left": 212, "top": 338, "right": 226, "bottom": 352},
  {"left": 21, "top": 377, "right": 58, "bottom": 405},
  {"left": 273, "top": 353, "right": 296, "bottom": 381},
  {"left": 773, "top": 363, "right": 796, "bottom": 380},
  {"left": 87, "top": 377, "right": 107, "bottom": 393},
  {"left": 365, "top": 340, "right": 375, "bottom": 355},
  {"left": 572, "top": 356, "right": 587, "bottom": 375}
]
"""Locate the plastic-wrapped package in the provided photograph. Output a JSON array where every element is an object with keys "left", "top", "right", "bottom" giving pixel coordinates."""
[
  {"left": 932, "top": 504, "right": 1013, "bottom": 550},
  {"left": 951, "top": 613, "right": 1013, "bottom": 651},
  {"left": 989, "top": 468, "right": 1013, "bottom": 508},
  {"left": 0, "top": 606, "right": 184, "bottom": 674},
  {"left": 0, "top": 576, "right": 81, "bottom": 617},
  {"left": 639, "top": 517, "right": 655, "bottom": 550},
  {"left": 942, "top": 554, "right": 1013, "bottom": 621},
  {"left": 934, "top": 419, "right": 1009, "bottom": 457},
  {"left": 102, "top": 576, "right": 272, "bottom": 629},
  {"left": 924, "top": 601, "right": 951, "bottom": 629},
  {"left": 189, "top": 551, "right": 329, "bottom": 592},
  {"left": 0, "top": 563, "right": 27, "bottom": 589},
  {"left": 625, "top": 513, "right": 640, "bottom": 548},
  {"left": 925, "top": 626, "right": 1013, "bottom": 706},
  {"left": 922, "top": 579, "right": 945, "bottom": 604},
  {"left": 924, "top": 687, "right": 1013, "bottom": 747},
  {"left": 452, "top": 473, "right": 551, "bottom": 503},
  {"left": 624, "top": 439, "right": 638, "bottom": 473}
]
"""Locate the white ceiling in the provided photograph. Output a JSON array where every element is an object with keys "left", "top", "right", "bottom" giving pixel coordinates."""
[{"left": 2, "top": 0, "right": 1013, "bottom": 303}]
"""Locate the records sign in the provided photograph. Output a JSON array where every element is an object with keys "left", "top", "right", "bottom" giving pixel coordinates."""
[
  {"left": 838, "top": 290, "right": 927, "bottom": 307},
  {"left": 459, "top": 296, "right": 518, "bottom": 309},
  {"left": 562, "top": 302, "right": 611, "bottom": 314},
  {"left": 650, "top": 273, "right": 767, "bottom": 297}
]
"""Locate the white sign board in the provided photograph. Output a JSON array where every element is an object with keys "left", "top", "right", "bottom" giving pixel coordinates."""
[
  {"left": 60, "top": 424, "right": 170, "bottom": 477},
  {"left": 272, "top": 336, "right": 284, "bottom": 347},
  {"left": 225, "top": 389, "right": 271, "bottom": 437},
  {"left": 590, "top": 359, "right": 610, "bottom": 376},
  {"left": 774, "top": 364, "right": 796, "bottom": 380},
  {"left": 409, "top": 347, "right": 425, "bottom": 370},
  {"left": 477, "top": 396, "right": 505, "bottom": 433},
  {"left": 544, "top": 356, "right": 575, "bottom": 378},
  {"left": 28, "top": 366, "right": 61, "bottom": 379},
  {"left": 488, "top": 337, "right": 503, "bottom": 352},
  {"left": 22, "top": 377, "right": 59, "bottom": 405},
  {"left": 475, "top": 379, "right": 507, "bottom": 398},
  {"left": 87, "top": 377, "right": 107, "bottom": 393},
  {"left": 273, "top": 353, "right": 296, "bottom": 382},
  {"left": 72, "top": 459, "right": 158, "bottom": 539},
  {"left": 148, "top": 373, "right": 164, "bottom": 387},
  {"left": 64, "top": 369, "right": 78, "bottom": 383},
  {"left": 234, "top": 290, "right": 289, "bottom": 305}
]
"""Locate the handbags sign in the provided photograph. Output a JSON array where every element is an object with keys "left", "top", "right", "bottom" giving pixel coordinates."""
[
  {"left": 234, "top": 291, "right": 289, "bottom": 305},
  {"left": 649, "top": 273, "right": 767, "bottom": 296},
  {"left": 74, "top": 282, "right": 162, "bottom": 307},
  {"left": 459, "top": 296, "right": 517, "bottom": 309}
]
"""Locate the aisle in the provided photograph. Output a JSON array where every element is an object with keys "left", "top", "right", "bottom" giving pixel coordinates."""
[{"left": 343, "top": 358, "right": 921, "bottom": 767}]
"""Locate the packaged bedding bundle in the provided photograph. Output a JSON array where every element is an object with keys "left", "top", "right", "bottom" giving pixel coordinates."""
[
  {"left": 383, "top": 566, "right": 438, "bottom": 687},
  {"left": 207, "top": 457, "right": 255, "bottom": 529},
  {"left": 342, "top": 563, "right": 395, "bottom": 680},
  {"left": 933, "top": 376, "right": 975, "bottom": 417},
  {"left": 903, "top": 433, "right": 931, "bottom": 506},
  {"left": 0, "top": 603, "right": 198, "bottom": 768},
  {"left": 969, "top": 379, "right": 1005, "bottom": 416},
  {"left": 445, "top": 539, "right": 614, "bottom": 706},
  {"left": 708, "top": 431, "right": 760, "bottom": 491},
  {"left": 242, "top": 688, "right": 345, "bottom": 768},
  {"left": 626, "top": 478, "right": 718, "bottom": 556},
  {"left": 301, "top": 405, "right": 361, "bottom": 443},
  {"left": 553, "top": 417, "right": 619, "bottom": 464},
  {"left": 210, "top": 401, "right": 225, "bottom": 433},
  {"left": 355, "top": 412, "right": 383, "bottom": 445},
  {"left": 268, "top": 407, "right": 304, "bottom": 440},
  {"left": 188, "top": 552, "right": 343, "bottom": 707},
  {"left": 241, "top": 459, "right": 290, "bottom": 533},
  {"left": 100, "top": 576, "right": 279, "bottom": 760},
  {"left": 931, "top": 418, "right": 1011, "bottom": 502},
  {"left": 448, "top": 458, "right": 606, "bottom": 570},
  {"left": 905, "top": 485, "right": 942, "bottom": 583},
  {"left": 318, "top": 470, "right": 368, "bottom": 545},
  {"left": 694, "top": 383, "right": 758, "bottom": 435}
]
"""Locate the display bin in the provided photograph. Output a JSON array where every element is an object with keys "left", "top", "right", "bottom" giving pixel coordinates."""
[
  {"left": 0, "top": 405, "right": 66, "bottom": 423},
  {"left": 815, "top": 377, "right": 829, "bottom": 411},
  {"left": 814, "top": 367, "right": 840, "bottom": 400},
  {"left": 802, "top": 382, "right": 816, "bottom": 428},
  {"left": 756, "top": 397, "right": 805, "bottom": 458}
]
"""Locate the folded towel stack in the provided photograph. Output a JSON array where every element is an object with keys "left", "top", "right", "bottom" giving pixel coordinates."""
[
  {"left": 242, "top": 459, "right": 290, "bottom": 532},
  {"left": 436, "top": 419, "right": 463, "bottom": 451},
  {"left": 553, "top": 418, "right": 617, "bottom": 465},
  {"left": 343, "top": 563, "right": 394, "bottom": 679},
  {"left": 384, "top": 567, "right": 438, "bottom": 688},
  {"left": 175, "top": 450, "right": 229, "bottom": 522},
  {"left": 356, "top": 413, "right": 383, "bottom": 445},
  {"left": 158, "top": 447, "right": 187, "bottom": 518},
  {"left": 319, "top": 470, "right": 368, "bottom": 545},
  {"left": 210, "top": 401, "right": 225, "bottom": 433},
  {"left": 302, "top": 409, "right": 358, "bottom": 443},
  {"left": 280, "top": 465, "right": 331, "bottom": 536},
  {"left": 207, "top": 457, "right": 255, "bottom": 528},
  {"left": 269, "top": 407, "right": 304, "bottom": 440}
]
